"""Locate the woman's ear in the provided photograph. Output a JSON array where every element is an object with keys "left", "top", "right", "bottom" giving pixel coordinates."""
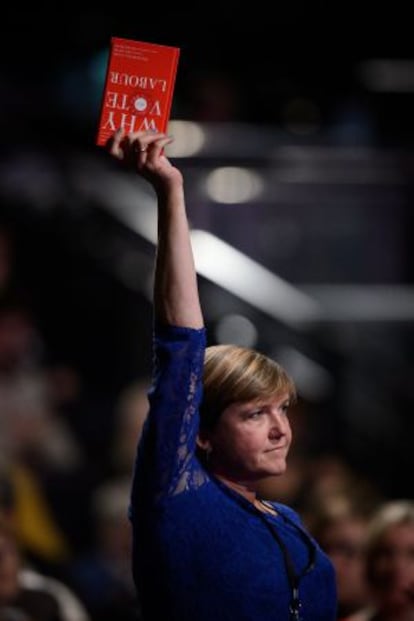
[{"left": 196, "top": 433, "right": 211, "bottom": 452}]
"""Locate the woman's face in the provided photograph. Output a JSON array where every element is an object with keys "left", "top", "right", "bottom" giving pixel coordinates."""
[
  {"left": 320, "top": 518, "right": 369, "bottom": 614},
  {"left": 207, "top": 392, "right": 292, "bottom": 483},
  {"left": 370, "top": 523, "right": 414, "bottom": 612}
]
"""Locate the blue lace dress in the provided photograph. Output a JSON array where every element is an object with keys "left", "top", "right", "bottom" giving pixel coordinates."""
[{"left": 130, "top": 323, "right": 337, "bottom": 621}]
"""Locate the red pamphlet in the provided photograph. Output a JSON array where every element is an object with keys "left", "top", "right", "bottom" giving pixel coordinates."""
[{"left": 96, "top": 37, "right": 180, "bottom": 146}]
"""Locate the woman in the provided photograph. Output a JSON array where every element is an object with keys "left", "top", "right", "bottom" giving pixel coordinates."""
[
  {"left": 308, "top": 496, "right": 374, "bottom": 620},
  {"left": 107, "top": 129, "right": 337, "bottom": 621},
  {"left": 346, "top": 500, "right": 414, "bottom": 621}
]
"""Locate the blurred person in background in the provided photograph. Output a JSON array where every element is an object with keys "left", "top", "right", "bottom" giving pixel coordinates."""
[
  {"left": 0, "top": 223, "right": 92, "bottom": 571},
  {"left": 110, "top": 379, "right": 150, "bottom": 478},
  {"left": 0, "top": 465, "right": 90, "bottom": 621},
  {"left": 309, "top": 495, "right": 378, "bottom": 620},
  {"left": 0, "top": 295, "right": 95, "bottom": 573},
  {"left": 66, "top": 478, "right": 141, "bottom": 621},
  {"left": 0, "top": 516, "right": 89, "bottom": 621},
  {"left": 346, "top": 500, "right": 414, "bottom": 621}
]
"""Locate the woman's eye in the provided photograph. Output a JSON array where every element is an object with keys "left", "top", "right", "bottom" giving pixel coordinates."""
[{"left": 249, "top": 409, "right": 263, "bottom": 418}]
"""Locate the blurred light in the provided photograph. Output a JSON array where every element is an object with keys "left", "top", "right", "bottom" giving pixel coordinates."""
[
  {"left": 302, "top": 285, "right": 414, "bottom": 321},
  {"left": 274, "top": 346, "right": 334, "bottom": 401},
  {"left": 165, "top": 121, "right": 206, "bottom": 157},
  {"left": 357, "top": 59, "right": 414, "bottom": 92},
  {"left": 191, "top": 229, "right": 322, "bottom": 326},
  {"left": 73, "top": 159, "right": 414, "bottom": 325},
  {"left": 205, "top": 167, "right": 264, "bottom": 204},
  {"left": 74, "top": 163, "right": 158, "bottom": 242},
  {"left": 271, "top": 146, "right": 403, "bottom": 185},
  {"left": 214, "top": 314, "right": 258, "bottom": 347}
]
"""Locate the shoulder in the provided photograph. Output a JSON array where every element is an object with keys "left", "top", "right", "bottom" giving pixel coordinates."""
[{"left": 273, "top": 502, "right": 303, "bottom": 524}]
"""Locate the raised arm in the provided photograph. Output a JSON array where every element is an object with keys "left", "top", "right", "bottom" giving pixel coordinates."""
[{"left": 107, "top": 130, "right": 204, "bottom": 329}]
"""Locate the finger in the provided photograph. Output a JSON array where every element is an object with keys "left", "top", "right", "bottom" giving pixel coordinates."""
[
  {"left": 130, "top": 132, "right": 168, "bottom": 153},
  {"left": 129, "top": 130, "right": 166, "bottom": 145},
  {"left": 146, "top": 136, "right": 174, "bottom": 160},
  {"left": 106, "top": 128, "right": 125, "bottom": 158},
  {"left": 133, "top": 140, "right": 150, "bottom": 156}
]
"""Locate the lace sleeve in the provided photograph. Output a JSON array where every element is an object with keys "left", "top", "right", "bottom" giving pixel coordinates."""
[{"left": 131, "top": 323, "right": 208, "bottom": 507}]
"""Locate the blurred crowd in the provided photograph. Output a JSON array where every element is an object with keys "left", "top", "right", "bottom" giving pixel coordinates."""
[
  {"left": 0, "top": 222, "right": 142, "bottom": 620},
  {"left": 1, "top": 218, "right": 414, "bottom": 621}
]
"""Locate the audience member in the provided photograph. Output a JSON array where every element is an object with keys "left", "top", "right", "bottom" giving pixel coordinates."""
[
  {"left": 66, "top": 478, "right": 141, "bottom": 621},
  {"left": 346, "top": 500, "right": 414, "bottom": 621},
  {"left": 310, "top": 496, "right": 377, "bottom": 620},
  {"left": 0, "top": 465, "right": 90, "bottom": 621},
  {"left": 0, "top": 518, "right": 89, "bottom": 621}
]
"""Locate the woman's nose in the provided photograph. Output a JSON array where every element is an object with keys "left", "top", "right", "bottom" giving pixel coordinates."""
[{"left": 269, "top": 410, "right": 288, "bottom": 433}]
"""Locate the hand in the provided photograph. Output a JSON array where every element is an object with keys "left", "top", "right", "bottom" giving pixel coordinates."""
[{"left": 106, "top": 129, "right": 183, "bottom": 193}]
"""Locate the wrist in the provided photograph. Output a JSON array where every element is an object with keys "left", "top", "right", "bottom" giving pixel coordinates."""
[{"left": 156, "top": 177, "right": 184, "bottom": 202}]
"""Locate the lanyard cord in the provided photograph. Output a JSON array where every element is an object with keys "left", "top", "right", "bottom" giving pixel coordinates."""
[
  {"left": 211, "top": 477, "right": 316, "bottom": 620},
  {"left": 259, "top": 509, "right": 317, "bottom": 621}
]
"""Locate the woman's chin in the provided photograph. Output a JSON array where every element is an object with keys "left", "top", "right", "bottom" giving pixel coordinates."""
[{"left": 262, "top": 461, "right": 287, "bottom": 477}]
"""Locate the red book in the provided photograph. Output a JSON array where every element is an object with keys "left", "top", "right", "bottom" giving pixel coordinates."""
[{"left": 96, "top": 37, "right": 180, "bottom": 146}]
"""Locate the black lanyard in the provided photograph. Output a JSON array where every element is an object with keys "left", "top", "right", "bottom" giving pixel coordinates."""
[
  {"left": 258, "top": 506, "right": 317, "bottom": 621},
  {"left": 212, "top": 477, "right": 317, "bottom": 620}
]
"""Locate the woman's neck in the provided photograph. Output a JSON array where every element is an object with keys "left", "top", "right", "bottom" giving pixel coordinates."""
[
  {"left": 214, "top": 473, "right": 257, "bottom": 503},
  {"left": 213, "top": 473, "right": 278, "bottom": 515}
]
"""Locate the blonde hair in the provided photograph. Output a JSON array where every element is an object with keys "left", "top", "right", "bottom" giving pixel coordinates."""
[
  {"left": 199, "top": 344, "right": 296, "bottom": 432},
  {"left": 365, "top": 500, "right": 414, "bottom": 585}
]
